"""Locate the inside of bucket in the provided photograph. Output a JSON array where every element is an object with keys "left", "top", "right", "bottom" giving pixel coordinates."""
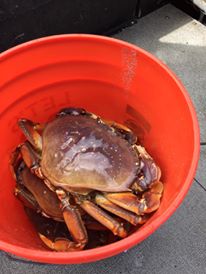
[{"left": 0, "top": 42, "right": 196, "bottom": 251}]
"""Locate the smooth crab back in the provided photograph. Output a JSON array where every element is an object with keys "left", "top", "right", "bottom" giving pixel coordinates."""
[{"left": 41, "top": 115, "right": 139, "bottom": 192}]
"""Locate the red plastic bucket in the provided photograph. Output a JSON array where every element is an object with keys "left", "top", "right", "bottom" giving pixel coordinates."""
[{"left": 0, "top": 34, "right": 200, "bottom": 264}]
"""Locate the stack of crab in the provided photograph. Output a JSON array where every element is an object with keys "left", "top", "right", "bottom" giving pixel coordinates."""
[{"left": 11, "top": 108, "right": 163, "bottom": 251}]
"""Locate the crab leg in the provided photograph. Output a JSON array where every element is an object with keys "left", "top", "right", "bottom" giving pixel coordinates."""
[
  {"left": 84, "top": 220, "right": 108, "bottom": 231},
  {"left": 20, "top": 142, "right": 41, "bottom": 171},
  {"left": 103, "top": 120, "right": 137, "bottom": 144},
  {"left": 20, "top": 166, "right": 63, "bottom": 220},
  {"left": 10, "top": 146, "right": 22, "bottom": 180},
  {"left": 75, "top": 196, "right": 127, "bottom": 238},
  {"left": 14, "top": 184, "right": 40, "bottom": 211},
  {"left": 95, "top": 194, "right": 144, "bottom": 225},
  {"left": 18, "top": 119, "right": 43, "bottom": 152},
  {"left": 11, "top": 142, "right": 55, "bottom": 193},
  {"left": 10, "top": 142, "right": 41, "bottom": 175},
  {"left": 56, "top": 190, "right": 88, "bottom": 250},
  {"left": 105, "top": 181, "right": 163, "bottom": 215}
]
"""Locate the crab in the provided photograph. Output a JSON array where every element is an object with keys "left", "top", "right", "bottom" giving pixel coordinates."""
[{"left": 11, "top": 107, "right": 163, "bottom": 251}]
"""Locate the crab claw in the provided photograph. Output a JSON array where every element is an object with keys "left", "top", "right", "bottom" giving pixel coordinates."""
[
  {"left": 56, "top": 189, "right": 88, "bottom": 249},
  {"left": 105, "top": 181, "right": 163, "bottom": 215},
  {"left": 39, "top": 234, "right": 85, "bottom": 251},
  {"left": 103, "top": 120, "right": 138, "bottom": 144},
  {"left": 140, "top": 180, "right": 164, "bottom": 213},
  {"left": 25, "top": 207, "right": 86, "bottom": 252},
  {"left": 133, "top": 145, "right": 161, "bottom": 191}
]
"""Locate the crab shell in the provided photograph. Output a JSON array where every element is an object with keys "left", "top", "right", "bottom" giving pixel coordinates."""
[{"left": 40, "top": 114, "right": 140, "bottom": 193}]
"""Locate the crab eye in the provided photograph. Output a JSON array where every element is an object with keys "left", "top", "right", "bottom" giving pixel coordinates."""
[{"left": 57, "top": 108, "right": 86, "bottom": 117}]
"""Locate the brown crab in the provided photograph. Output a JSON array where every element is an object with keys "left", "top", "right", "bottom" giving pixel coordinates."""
[{"left": 11, "top": 107, "right": 163, "bottom": 251}]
